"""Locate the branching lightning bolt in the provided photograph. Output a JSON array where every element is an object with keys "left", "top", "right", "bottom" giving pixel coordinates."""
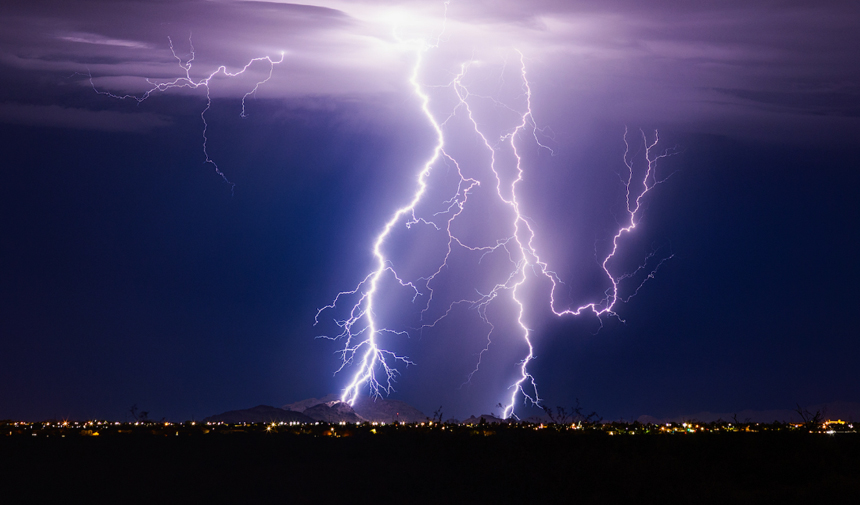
[
  {"left": 89, "top": 35, "right": 284, "bottom": 191},
  {"left": 316, "top": 35, "right": 677, "bottom": 417},
  {"left": 314, "top": 32, "right": 450, "bottom": 405}
]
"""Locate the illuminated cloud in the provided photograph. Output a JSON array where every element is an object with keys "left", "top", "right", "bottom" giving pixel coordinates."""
[{"left": 0, "top": 0, "right": 855, "bottom": 140}]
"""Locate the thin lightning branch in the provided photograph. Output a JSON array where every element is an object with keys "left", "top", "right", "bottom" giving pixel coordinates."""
[
  {"left": 546, "top": 127, "right": 678, "bottom": 322},
  {"left": 90, "top": 35, "right": 284, "bottom": 191}
]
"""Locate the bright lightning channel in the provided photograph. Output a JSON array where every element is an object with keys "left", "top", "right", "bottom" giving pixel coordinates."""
[
  {"left": 314, "top": 24, "right": 451, "bottom": 405},
  {"left": 89, "top": 35, "right": 284, "bottom": 191}
]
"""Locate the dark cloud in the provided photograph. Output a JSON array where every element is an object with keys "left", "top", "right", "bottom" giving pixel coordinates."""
[
  {"left": 0, "top": 102, "right": 171, "bottom": 131},
  {"left": 715, "top": 87, "right": 860, "bottom": 118},
  {"left": 0, "top": 1, "right": 352, "bottom": 76}
]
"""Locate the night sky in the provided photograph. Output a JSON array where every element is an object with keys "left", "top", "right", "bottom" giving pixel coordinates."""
[{"left": 1, "top": 0, "right": 858, "bottom": 422}]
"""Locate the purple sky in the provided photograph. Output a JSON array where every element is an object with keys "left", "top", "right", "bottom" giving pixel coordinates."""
[{"left": 1, "top": 0, "right": 858, "bottom": 421}]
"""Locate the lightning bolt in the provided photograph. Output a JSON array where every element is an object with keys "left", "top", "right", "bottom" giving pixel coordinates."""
[
  {"left": 89, "top": 35, "right": 284, "bottom": 191},
  {"left": 314, "top": 27, "right": 451, "bottom": 405},
  {"left": 317, "top": 34, "right": 677, "bottom": 418}
]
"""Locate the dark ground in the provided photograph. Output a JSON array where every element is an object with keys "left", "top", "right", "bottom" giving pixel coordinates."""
[{"left": 2, "top": 428, "right": 858, "bottom": 503}]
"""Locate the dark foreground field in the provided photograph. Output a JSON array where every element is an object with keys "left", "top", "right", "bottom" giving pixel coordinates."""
[{"left": 3, "top": 428, "right": 858, "bottom": 503}]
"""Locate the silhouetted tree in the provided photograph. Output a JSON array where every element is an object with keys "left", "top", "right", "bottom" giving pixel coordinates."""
[
  {"left": 543, "top": 398, "right": 602, "bottom": 426},
  {"left": 129, "top": 404, "right": 151, "bottom": 422},
  {"left": 493, "top": 403, "right": 505, "bottom": 419},
  {"left": 795, "top": 404, "right": 823, "bottom": 431},
  {"left": 730, "top": 413, "right": 751, "bottom": 429},
  {"left": 432, "top": 406, "right": 444, "bottom": 423}
]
